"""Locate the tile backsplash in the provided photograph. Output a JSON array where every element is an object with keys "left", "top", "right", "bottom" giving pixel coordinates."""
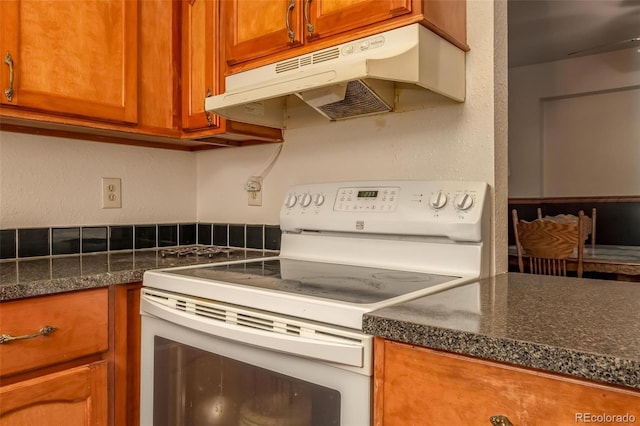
[{"left": 0, "top": 223, "right": 281, "bottom": 260}]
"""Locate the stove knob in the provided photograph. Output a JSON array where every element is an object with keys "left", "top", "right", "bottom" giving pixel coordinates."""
[
  {"left": 429, "top": 191, "right": 448, "bottom": 210},
  {"left": 455, "top": 193, "right": 474, "bottom": 210},
  {"left": 300, "top": 193, "right": 313, "bottom": 207},
  {"left": 313, "top": 193, "right": 325, "bottom": 206},
  {"left": 285, "top": 193, "right": 298, "bottom": 208}
]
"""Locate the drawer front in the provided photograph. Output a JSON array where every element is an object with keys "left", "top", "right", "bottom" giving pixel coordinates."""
[{"left": 0, "top": 288, "right": 108, "bottom": 377}]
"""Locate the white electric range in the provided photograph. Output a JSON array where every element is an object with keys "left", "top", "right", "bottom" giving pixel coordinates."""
[{"left": 140, "top": 180, "right": 489, "bottom": 426}]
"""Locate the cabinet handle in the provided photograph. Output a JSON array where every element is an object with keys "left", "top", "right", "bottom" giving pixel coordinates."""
[
  {"left": 490, "top": 415, "right": 514, "bottom": 426},
  {"left": 205, "top": 88, "right": 213, "bottom": 126},
  {"left": 285, "top": 0, "right": 295, "bottom": 44},
  {"left": 4, "top": 52, "right": 14, "bottom": 102},
  {"left": 303, "top": 0, "right": 314, "bottom": 36},
  {"left": 0, "top": 326, "right": 57, "bottom": 344}
]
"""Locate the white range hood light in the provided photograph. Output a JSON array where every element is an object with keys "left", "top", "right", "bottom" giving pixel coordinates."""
[{"left": 205, "top": 24, "right": 466, "bottom": 129}]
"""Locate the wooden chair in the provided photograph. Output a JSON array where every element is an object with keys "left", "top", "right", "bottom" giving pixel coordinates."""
[
  {"left": 537, "top": 207, "right": 596, "bottom": 248},
  {"left": 513, "top": 209, "right": 585, "bottom": 278}
]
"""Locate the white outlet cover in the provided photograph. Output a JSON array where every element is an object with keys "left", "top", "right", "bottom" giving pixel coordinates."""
[
  {"left": 102, "top": 177, "right": 122, "bottom": 209},
  {"left": 248, "top": 176, "right": 262, "bottom": 206}
]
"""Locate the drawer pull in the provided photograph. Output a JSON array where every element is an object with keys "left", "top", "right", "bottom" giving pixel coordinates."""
[
  {"left": 285, "top": 0, "right": 295, "bottom": 44},
  {"left": 205, "top": 88, "right": 213, "bottom": 126},
  {"left": 304, "top": 0, "right": 314, "bottom": 36},
  {"left": 490, "top": 415, "right": 514, "bottom": 426},
  {"left": 0, "top": 325, "right": 57, "bottom": 344},
  {"left": 4, "top": 52, "right": 14, "bottom": 102}
]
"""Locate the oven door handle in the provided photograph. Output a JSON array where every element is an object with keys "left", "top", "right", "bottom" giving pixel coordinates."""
[{"left": 141, "top": 296, "right": 365, "bottom": 367}]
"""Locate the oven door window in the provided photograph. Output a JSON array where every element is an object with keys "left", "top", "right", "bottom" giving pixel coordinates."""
[{"left": 153, "top": 336, "right": 341, "bottom": 426}]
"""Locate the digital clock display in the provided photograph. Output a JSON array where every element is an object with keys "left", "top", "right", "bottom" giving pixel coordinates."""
[{"left": 357, "top": 190, "right": 378, "bottom": 198}]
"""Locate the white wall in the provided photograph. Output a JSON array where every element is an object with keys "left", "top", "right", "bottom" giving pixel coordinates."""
[
  {"left": 0, "top": 132, "right": 197, "bottom": 228},
  {"left": 508, "top": 47, "right": 640, "bottom": 198},
  {"left": 197, "top": 0, "right": 508, "bottom": 274},
  {"left": 542, "top": 88, "right": 640, "bottom": 196}
]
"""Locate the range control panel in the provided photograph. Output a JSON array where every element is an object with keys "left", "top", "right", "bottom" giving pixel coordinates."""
[
  {"left": 280, "top": 180, "right": 489, "bottom": 242},
  {"left": 333, "top": 186, "right": 400, "bottom": 212}
]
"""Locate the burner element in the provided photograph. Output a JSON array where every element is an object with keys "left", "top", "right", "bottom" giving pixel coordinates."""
[{"left": 160, "top": 245, "right": 233, "bottom": 258}]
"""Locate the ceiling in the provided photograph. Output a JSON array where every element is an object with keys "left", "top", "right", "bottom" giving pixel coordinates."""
[{"left": 508, "top": 0, "right": 640, "bottom": 68}]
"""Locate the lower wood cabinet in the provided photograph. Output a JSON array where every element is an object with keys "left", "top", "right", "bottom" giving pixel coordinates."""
[
  {"left": 0, "top": 283, "right": 142, "bottom": 426},
  {"left": 374, "top": 337, "right": 640, "bottom": 425}
]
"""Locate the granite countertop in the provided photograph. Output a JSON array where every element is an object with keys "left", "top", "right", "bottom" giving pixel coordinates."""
[
  {"left": 0, "top": 248, "right": 278, "bottom": 301},
  {"left": 363, "top": 272, "right": 640, "bottom": 390}
]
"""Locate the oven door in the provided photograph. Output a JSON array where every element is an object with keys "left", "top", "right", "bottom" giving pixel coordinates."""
[{"left": 140, "top": 288, "right": 372, "bottom": 426}]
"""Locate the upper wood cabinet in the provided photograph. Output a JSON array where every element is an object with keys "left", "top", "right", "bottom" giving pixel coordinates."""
[
  {"left": 181, "top": 0, "right": 284, "bottom": 144},
  {"left": 221, "top": 0, "right": 467, "bottom": 74},
  {"left": 0, "top": 0, "right": 137, "bottom": 124},
  {"left": 222, "top": 0, "right": 411, "bottom": 67},
  {"left": 0, "top": 0, "right": 282, "bottom": 150}
]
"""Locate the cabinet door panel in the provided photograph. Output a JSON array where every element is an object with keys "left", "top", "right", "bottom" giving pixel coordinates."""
[
  {"left": 223, "top": 0, "right": 303, "bottom": 66},
  {"left": 0, "top": 0, "right": 137, "bottom": 123},
  {"left": 309, "top": 0, "right": 411, "bottom": 40},
  {"left": 182, "top": 0, "right": 219, "bottom": 130},
  {"left": 0, "top": 361, "right": 108, "bottom": 426},
  {"left": 375, "top": 339, "right": 640, "bottom": 426}
]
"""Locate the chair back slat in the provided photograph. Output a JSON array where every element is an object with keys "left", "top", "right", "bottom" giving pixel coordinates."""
[
  {"left": 518, "top": 219, "right": 580, "bottom": 258},
  {"left": 537, "top": 207, "right": 596, "bottom": 247}
]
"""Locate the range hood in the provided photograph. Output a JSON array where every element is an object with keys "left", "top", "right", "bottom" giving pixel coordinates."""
[{"left": 205, "top": 24, "right": 465, "bottom": 129}]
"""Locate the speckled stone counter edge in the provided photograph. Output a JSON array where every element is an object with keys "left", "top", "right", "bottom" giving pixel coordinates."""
[
  {"left": 0, "top": 270, "right": 145, "bottom": 301},
  {"left": 363, "top": 316, "right": 640, "bottom": 390}
]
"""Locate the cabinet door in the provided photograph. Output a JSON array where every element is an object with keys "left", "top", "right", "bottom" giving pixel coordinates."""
[
  {"left": 0, "top": 0, "right": 137, "bottom": 123},
  {"left": 308, "top": 0, "right": 411, "bottom": 41},
  {"left": 374, "top": 339, "right": 640, "bottom": 426},
  {"left": 0, "top": 361, "right": 108, "bottom": 426},
  {"left": 222, "top": 0, "right": 304, "bottom": 67},
  {"left": 182, "top": 0, "right": 219, "bottom": 130}
]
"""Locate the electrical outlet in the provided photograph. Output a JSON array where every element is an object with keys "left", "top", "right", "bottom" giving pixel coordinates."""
[
  {"left": 102, "top": 177, "right": 122, "bottom": 209},
  {"left": 247, "top": 176, "right": 262, "bottom": 206}
]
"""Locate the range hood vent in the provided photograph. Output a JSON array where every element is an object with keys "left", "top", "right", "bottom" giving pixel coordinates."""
[{"left": 206, "top": 24, "right": 466, "bottom": 129}]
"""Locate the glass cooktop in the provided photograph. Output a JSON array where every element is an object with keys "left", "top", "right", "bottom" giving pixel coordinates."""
[{"left": 164, "top": 259, "right": 459, "bottom": 305}]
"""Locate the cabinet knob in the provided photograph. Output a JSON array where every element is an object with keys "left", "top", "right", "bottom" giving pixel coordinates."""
[{"left": 490, "top": 415, "right": 514, "bottom": 426}]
